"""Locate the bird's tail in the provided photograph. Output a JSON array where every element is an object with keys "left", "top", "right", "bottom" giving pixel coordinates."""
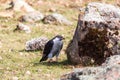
[
  {"left": 39, "top": 58, "right": 44, "bottom": 62},
  {"left": 39, "top": 57, "right": 48, "bottom": 62}
]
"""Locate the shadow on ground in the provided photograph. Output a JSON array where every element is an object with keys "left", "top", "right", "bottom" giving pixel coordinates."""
[
  {"left": 33, "top": 60, "right": 72, "bottom": 67},
  {"left": 19, "top": 49, "right": 41, "bottom": 53}
]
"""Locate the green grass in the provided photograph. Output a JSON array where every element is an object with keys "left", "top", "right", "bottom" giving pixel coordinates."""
[
  {"left": 0, "top": 1, "right": 76, "bottom": 80},
  {"left": 0, "top": 19, "right": 74, "bottom": 79}
]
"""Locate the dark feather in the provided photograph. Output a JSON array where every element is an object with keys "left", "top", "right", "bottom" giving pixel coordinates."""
[
  {"left": 60, "top": 42, "right": 63, "bottom": 50},
  {"left": 40, "top": 40, "right": 53, "bottom": 62}
]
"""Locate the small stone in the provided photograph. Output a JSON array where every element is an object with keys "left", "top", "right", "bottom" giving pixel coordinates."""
[
  {"left": 37, "top": 0, "right": 44, "bottom": 5},
  {"left": 14, "top": 22, "right": 31, "bottom": 33},
  {"left": 6, "top": 67, "right": 10, "bottom": 70},
  {"left": 25, "top": 70, "right": 31, "bottom": 75},
  {"left": 37, "top": 69, "right": 42, "bottom": 72},
  {"left": 45, "top": 74, "right": 50, "bottom": 77},
  {"left": 64, "top": 3, "right": 69, "bottom": 7},
  {"left": 49, "top": 8, "right": 56, "bottom": 12},
  {"left": 108, "top": 43, "right": 113, "bottom": 48},
  {"left": 19, "top": 52, "right": 23, "bottom": 56},
  {"left": 9, "top": 49, "right": 14, "bottom": 52},
  {"left": 12, "top": 76, "right": 18, "bottom": 80},
  {"left": 91, "top": 59, "right": 95, "bottom": 63},
  {"left": 0, "top": 56, "right": 2, "bottom": 60}
]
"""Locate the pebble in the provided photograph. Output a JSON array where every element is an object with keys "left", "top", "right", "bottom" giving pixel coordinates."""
[
  {"left": 25, "top": 70, "right": 31, "bottom": 75},
  {"left": 12, "top": 76, "right": 18, "bottom": 80}
]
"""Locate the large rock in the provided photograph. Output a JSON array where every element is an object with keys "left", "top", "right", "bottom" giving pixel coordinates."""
[
  {"left": 8, "top": 0, "right": 35, "bottom": 12},
  {"left": 66, "top": 2, "right": 120, "bottom": 65},
  {"left": 61, "top": 55, "right": 120, "bottom": 80},
  {"left": 20, "top": 11, "right": 44, "bottom": 22},
  {"left": 43, "top": 13, "right": 72, "bottom": 25},
  {"left": 14, "top": 22, "right": 31, "bottom": 33},
  {"left": 102, "top": 55, "right": 120, "bottom": 66},
  {"left": 61, "top": 67, "right": 103, "bottom": 80},
  {"left": 61, "top": 65, "right": 120, "bottom": 80},
  {"left": 83, "top": 2, "right": 120, "bottom": 22},
  {"left": 25, "top": 37, "right": 48, "bottom": 51}
]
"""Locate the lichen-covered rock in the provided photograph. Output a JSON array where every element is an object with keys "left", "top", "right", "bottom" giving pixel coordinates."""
[
  {"left": 61, "top": 55, "right": 120, "bottom": 80},
  {"left": 8, "top": 0, "right": 35, "bottom": 12},
  {"left": 83, "top": 2, "right": 120, "bottom": 22},
  {"left": 25, "top": 37, "right": 48, "bottom": 51},
  {"left": 97, "top": 65, "right": 120, "bottom": 80},
  {"left": 14, "top": 22, "right": 31, "bottom": 33},
  {"left": 61, "top": 67, "right": 101, "bottom": 80},
  {"left": 43, "top": 13, "right": 72, "bottom": 25},
  {"left": 66, "top": 2, "right": 120, "bottom": 65},
  {"left": 102, "top": 55, "right": 120, "bottom": 66},
  {"left": 20, "top": 11, "right": 44, "bottom": 22},
  {"left": 61, "top": 65, "right": 120, "bottom": 80}
]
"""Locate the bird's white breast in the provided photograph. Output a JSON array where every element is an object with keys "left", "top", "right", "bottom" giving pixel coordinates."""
[
  {"left": 53, "top": 38, "right": 62, "bottom": 47},
  {"left": 48, "top": 38, "right": 62, "bottom": 58}
]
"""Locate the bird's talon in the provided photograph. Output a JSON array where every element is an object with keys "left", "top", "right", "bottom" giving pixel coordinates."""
[{"left": 48, "top": 59, "right": 53, "bottom": 63}]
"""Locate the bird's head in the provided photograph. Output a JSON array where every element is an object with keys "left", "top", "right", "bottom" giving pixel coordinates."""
[{"left": 54, "top": 35, "right": 65, "bottom": 41}]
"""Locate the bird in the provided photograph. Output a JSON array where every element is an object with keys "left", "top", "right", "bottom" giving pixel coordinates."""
[{"left": 39, "top": 35, "right": 64, "bottom": 62}]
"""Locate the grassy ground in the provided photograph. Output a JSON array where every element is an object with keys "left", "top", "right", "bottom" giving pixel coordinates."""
[{"left": 0, "top": 0, "right": 116, "bottom": 80}]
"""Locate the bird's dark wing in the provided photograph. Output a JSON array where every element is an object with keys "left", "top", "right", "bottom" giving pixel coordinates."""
[
  {"left": 40, "top": 40, "right": 54, "bottom": 62},
  {"left": 60, "top": 42, "right": 63, "bottom": 50}
]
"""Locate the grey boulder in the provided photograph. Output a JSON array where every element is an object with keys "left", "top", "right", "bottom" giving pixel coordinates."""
[
  {"left": 43, "top": 13, "right": 72, "bottom": 25},
  {"left": 25, "top": 37, "right": 48, "bottom": 51},
  {"left": 61, "top": 55, "right": 120, "bottom": 80},
  {"left": 21, "top": 11, "right": 44, "bottom": 22}
]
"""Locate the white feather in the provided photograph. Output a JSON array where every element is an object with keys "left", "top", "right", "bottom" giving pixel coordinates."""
[{"left": 48, "top": 37, "right": 62, "bottom": 58}]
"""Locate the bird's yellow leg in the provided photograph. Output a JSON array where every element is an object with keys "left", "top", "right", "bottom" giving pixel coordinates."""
[
  {"left": 55, "top": 57, "right": 58, "bottom": 62},
  {"left": 48, "top": 58, "right": 53, "bottom": 62}
]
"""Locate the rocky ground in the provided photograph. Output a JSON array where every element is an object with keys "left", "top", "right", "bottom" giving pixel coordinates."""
[{"left": 61, "top": 55, "right": 120, "bottom": 80}]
